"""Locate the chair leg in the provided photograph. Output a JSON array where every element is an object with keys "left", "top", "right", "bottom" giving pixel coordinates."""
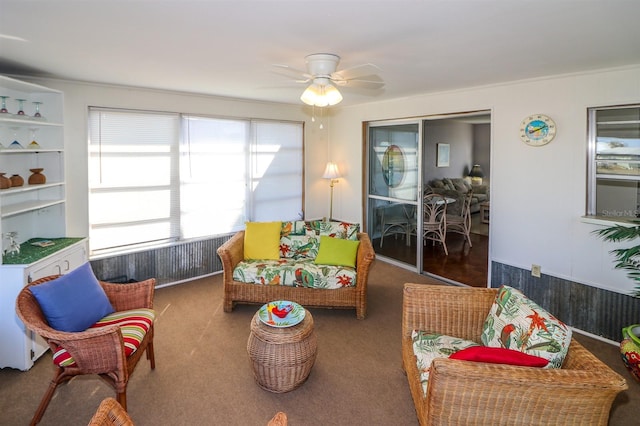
[
  {"left": 30, "top": 368, "right": 68, "bottom": 426},
  {"left": 117, "top": 391, "right": 127, "bottom": 412},
  {"left": 146, "top": 340, "right": 156, "bottom": 370}
]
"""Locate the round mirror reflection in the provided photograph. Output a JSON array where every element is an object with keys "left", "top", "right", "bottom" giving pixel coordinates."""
[{"left": 382, "top": 144, "right": 405, "bottom": 188}]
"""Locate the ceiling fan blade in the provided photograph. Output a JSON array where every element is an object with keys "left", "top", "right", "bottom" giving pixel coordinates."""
[
  {"left": 331, "top": 63, "right": 381, "bottom": 81},
  {"left": 271, "top": 64, "right": 313, "bottom": 80},
  {"left": 333, "top": 74, "right": 385, "bottom": 89}
]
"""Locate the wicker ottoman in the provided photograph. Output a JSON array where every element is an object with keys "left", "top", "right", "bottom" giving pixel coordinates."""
[{"left": 247, "top": 308, "right": 317, "bottom": 393}]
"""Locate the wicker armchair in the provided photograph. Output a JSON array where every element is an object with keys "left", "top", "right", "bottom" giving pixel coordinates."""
[
  {"left": 88, "top": 398, "right": 134, "bottom": 426},
  {"left": 402, "top": 283, "right": 628, "bottom": 426},
  {"left": 16, "top": 275, "right": 156, "bottom": 426}
]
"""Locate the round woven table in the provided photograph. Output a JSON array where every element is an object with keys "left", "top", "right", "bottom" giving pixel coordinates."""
[{"left": 247, "top": 308, "right": 317, "bottom": 393}]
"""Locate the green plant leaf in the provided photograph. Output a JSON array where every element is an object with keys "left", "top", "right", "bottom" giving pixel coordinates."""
[{"left": 593, "top": 221, "right": 640, "bottom": 298}]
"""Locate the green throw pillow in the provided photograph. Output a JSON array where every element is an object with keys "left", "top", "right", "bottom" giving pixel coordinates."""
[
  {"left": 244, "top": 221, "right": 282, "bottom": 260},
  {"left": 314, "top": 235, "right": 360, "bottom": 267}
]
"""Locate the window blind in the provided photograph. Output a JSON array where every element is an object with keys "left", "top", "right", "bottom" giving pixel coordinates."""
[
  {"left": 88, "top": 108, "right": 303, "bottom": 255},
  {"left": 88, "top": 108, "right": 180, "bottom": 253}
]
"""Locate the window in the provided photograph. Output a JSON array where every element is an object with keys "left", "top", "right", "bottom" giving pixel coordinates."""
[
  {"left": 588, "top": 105, "right": 640, "bottom": 220},
  {"left": 89, "top": 108, "right": 303, "bottom": 255}
]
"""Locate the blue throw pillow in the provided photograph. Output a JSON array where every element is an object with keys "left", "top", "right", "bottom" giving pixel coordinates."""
[{"left": 30, "top": 262, "right": 115, "bottom": 332}]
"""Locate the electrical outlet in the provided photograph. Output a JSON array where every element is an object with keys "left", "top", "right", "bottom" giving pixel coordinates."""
[{"left": 531, "top": 264, "right": 541, "bottom": 278}]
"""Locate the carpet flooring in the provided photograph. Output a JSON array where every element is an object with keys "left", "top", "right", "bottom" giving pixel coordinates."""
[{"left": 1, "top": 261, "right": 638, "bottom": 425}]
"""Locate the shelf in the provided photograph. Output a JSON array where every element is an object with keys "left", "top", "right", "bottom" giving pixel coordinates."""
[
  {"left": 0, "top": 116, "right": 62, "bottom": 127},
  {"left": 0, "top": 182, "right": 64, "bottom": 196},
  {"left": 1, "top": 199, "right": 65, "bottom": 218},
  {"left": 0, "top": 148, "right": 62, "bottom": 155}
]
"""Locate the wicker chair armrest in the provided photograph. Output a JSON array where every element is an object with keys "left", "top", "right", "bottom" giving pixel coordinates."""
[
  {"left": 431, "top": 356, "right": 627, "bottom": 390},
  {"left": 100, "top": 278, "right": 156, "bottom": 311},
  {"left": 563, "top": 337, "right": 624, "bottom": 375},
  {"left": 355, "top": 233, "right": 375, "bottom": 289},
  {"left": 45, "top": 324, "right": 127, "bottom": 373},
  {"left": 217, "top": 231, "right": 246, "bottom": 271},
  {"left": 425, "top": 357, "right": 627, "bottom": 424},
  {"left": 402, "top": 283, "right": 496, "bottom": 342}
]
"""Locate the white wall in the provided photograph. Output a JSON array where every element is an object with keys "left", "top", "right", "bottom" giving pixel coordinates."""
[
  {"left": 327, "top": 65, "right": 640, "bottom": 296},
  {"left": 423, "top": 120, "right": 474, "bottom": 181}
]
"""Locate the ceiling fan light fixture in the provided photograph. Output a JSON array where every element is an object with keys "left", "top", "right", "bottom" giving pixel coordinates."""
[
  {"left": 300, "top": 83, "right": 323, "bottom": 106},
  {"left": 300, "top": 82, "right": 342, "bottom": 107},
  {"left": 323, "top": 84, "right": 343, "bottom": 106}
]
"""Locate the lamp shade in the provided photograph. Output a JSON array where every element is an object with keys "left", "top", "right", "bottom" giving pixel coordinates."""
[
  {"left": 301, "top": 83, "right": 343, "bottom": 107},
  {"left": 469, "top": 164, "right": 484, "bottom": 178},
  {"left": 322, "top": 162, "right": 341, "bottom": 180},
  {"left": 300, "top": 84, "right": 325, "bottom": 106},
  {"left": 322, "top": 84, "right": 343, "bottom": 106}
]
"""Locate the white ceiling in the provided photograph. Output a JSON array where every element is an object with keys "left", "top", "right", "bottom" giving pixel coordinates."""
[{"left": 1, "top": 0, "right": 640, "bottom": 107}]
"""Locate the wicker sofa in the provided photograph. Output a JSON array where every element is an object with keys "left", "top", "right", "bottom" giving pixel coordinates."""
[
  {"left": 402, "top": 283, "right": 628, "bottom": 426},
  {"left": 217, "top": 221, "right": 375, "bottom": 319}
]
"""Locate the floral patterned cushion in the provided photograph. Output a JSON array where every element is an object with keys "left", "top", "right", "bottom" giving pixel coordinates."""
[
  {"left": 481, "top": 285, "right": 572, "bottom": 369},
  {"left": 281, "top": 220, "right": 309, "bottom": 237},
  {"left": 280, "top": 221, "right": 319, "bottom": 259},
  {"left": 278, "top": 220, "right": 359, "bottom": 259},
  {"left": 411, "top": 331, "right": 479, "bottom": 396},
  {"left": 233, "top": 258, "right": 357, "bottom": 289},
  {"left": 306, "top": 220, "right": 360, "bottom": 240}
]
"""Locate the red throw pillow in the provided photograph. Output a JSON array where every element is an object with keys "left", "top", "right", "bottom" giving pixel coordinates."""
[{"left": 449, "top": 346, "right": 549, "bottom": 367}]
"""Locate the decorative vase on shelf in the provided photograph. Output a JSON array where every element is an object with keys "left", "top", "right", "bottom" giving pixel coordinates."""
[
  {"left": 0, "top": 173, "right": 10, "bottom": 189},
  {"left": 620, "top": 324, "right": 640, "bottom": 382},
  {"left": 10, "top": 174, "right": 24, "bottom": 187},
  {"left": 28, "top": 168, "right": 46, "bottom": 185}
]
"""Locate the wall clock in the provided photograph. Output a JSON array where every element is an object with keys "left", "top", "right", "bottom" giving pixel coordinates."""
[{"left": 519, "top": 114, "right": 556, "bottom": 146}]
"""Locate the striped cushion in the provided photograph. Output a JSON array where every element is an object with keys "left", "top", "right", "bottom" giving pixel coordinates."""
[{"left": 52, "top": 308, "right": 155, "bottom": 368}]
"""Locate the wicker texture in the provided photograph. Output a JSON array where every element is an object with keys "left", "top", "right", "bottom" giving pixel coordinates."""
[
  {"left": 217, "top": 231, "right": 375, "bottom": 319},
  {"left": 267, "top": 412, "right": 288, "bottom": 426},
  {"left": 401, "top": 283, "right": 628, "bottom": 426},
  {"left": 247, "top": 309, "right": 317, "bottom": 393},
  {"left": 88, "top": 398, "right": 134, "bottom": 426},
  {"left": 16, "top": 275, "right": 156, "bottom": 426}
]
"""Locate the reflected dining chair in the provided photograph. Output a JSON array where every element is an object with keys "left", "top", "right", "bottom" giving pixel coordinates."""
[
  {"left": 423, "top": 193, "right": 448, "bottom": 255},
  {"left": 446, "top": 190, "right": 473, "bottom": 247},
  {"left": 379, "top": 203, "right": 411, "bottom": 248}
]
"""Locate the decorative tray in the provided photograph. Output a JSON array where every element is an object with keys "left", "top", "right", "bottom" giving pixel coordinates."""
[{"left": 258, "top": 300, "right": 305, "bottom": 328}]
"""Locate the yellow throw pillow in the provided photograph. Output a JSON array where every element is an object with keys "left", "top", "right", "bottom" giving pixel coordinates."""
[
  {"left": 244, "top": 221, "right": 282, "bottom": 260},
  {"left": 314, "top": 235, "right": 360, "bottom": 268}
]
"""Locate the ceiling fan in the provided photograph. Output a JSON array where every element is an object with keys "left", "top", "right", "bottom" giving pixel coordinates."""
[{"left": 273, "top": 53, "right": 384, "bottom": 107}]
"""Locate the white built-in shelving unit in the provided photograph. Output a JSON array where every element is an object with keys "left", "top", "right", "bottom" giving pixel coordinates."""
[{"left": 0, "top": 75, "right": 88, "bottom": 370}]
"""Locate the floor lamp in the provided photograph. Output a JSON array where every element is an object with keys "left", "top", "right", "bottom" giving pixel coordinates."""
[{"left": 322, "top": 162, "right": 341, "bottom": 221}]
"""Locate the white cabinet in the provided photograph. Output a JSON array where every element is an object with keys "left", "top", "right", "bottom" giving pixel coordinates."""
[
  {"left": 0, "top": 76, "right": 87, "bottom": 371},
  {"left": 0, "top": 239, "right": 88, "bottom": 370},
  {"left": 0, "top": 75, "right": 66, "bottom": 257}
]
